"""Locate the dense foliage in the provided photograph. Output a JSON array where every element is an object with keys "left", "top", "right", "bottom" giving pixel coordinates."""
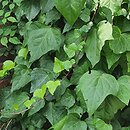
[{"left": 1, "top": 0, "right": 130, "bottom": 129}]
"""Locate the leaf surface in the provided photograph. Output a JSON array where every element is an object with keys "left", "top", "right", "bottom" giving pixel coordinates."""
[
  {"left": 55, "top": 0, "right": 86, "bottom": 25},
  {"left": 77, "top": 70, "right": 119, "bottom": 116}
]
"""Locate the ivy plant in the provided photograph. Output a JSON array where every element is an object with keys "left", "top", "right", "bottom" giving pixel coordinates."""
[{"left": 1, "top": 0, "right": 130, "bottom": 130}]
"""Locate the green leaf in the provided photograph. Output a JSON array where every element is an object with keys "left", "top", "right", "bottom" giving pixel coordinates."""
[
  {"left": 68, "top": 105, "right": 83, "bottom": 116},
  {"left": 64, "top": 43, "right": 78, "bottom": 58},
  {"left": 98, "top": 21, "right": 113, "bottom": 44},
  {"left": 9, "top": 37, "right": 21, "bottom": 45},
  {"left": 71, "top": 60, "right": 90, "bottom": 85},
  {"left": 53, "top": 57, "right": 64, "bottom": 73},
  {"left": 2, "top": 0, "right": 8, "bottom": 7},
  {"left": 9, "top": 3, "right": 15, "bottom": 10},
  {"left": 40, "top": 0, "right": 55, "bottom": 13},
  {"left": 85, "top": 21, "right": 113, "bottom": 67},
  {"left": 2, "top": 18, "right": 7, "bottom": 24},
  {"left": 109, "top": 26, "right": 130, "bottom": 54},
  {"left": 52, "top": 113, "right": 87, "bottom": 130},
  {"left": 99, "top": 7, "right": 112, "bottom": 23},
  {"left": 7, "top": 17, "right": 17, "bottom": 22},
  {"left": 0, "top": 29, "right": 3, "bottom": 35},
  {"left": 0, "top": 70, "right": 6, "bottom": 77},
  {"left": 45, "top": 9, "right": 61, "bottom": 25},
  {"left": 46, "top": 80, "right": 61, "bottom": 95},
  {"left": 87, "top": 118, "right": 112, "bottom": 130},
  {"left": 76, "top": 70, "right": 119, "bottom": 116},
  {"left": 43, "top": 102, "right": 67, "bottom": 125},
  {"left": 121, "top": 127, "right": 130, "bottom": 130},
  {"left": 31, "top": 68, "right": 56, "bottom": 92},
  {"left": 28, "top": 99, "right": 45, "bottom": 116},
  {"left": 27, "top": 27, "right": 62, "bottom": 62},
  {"left": 4, "top": 11, "right": 11, "bottom": 18},
  {"left": 100, "top": 0, "right": 123, "bottom": 14},
  {"left": 63, "top": 23, "right": 72, "bottom": 33},
  {"left": 95, "top": 95, "right": 125, "bottom": 121},
  {"left": 13, "top": 0, "right": 23, "bottom": 6},
  {"left": 1, "top": 37, "right": 8, "bottom": 47},
  {"left": 18, "top": 48, "right": 28, "bottom": 59},
  {"left": 1, "top": 92, "right": 29, "bottom": 119},
  {"left": 63, "top": 59, "right": 75, "bottom": 71},
  {"left": 117, "top": 76, "right": 130, "bottom": 105},
  {"left": 24, "top": 98, "right": 36, "bottom": 109},
  {"left": 79, "top": 22, "right": 93, "bottom": 33},
  {"left": 55, "top": 0, "right": 86, "bottom": 25},
  {"left": 65, "top": 29, "right": 82, "bottom": 45},
  {"left": 103, "top": 44, "right": 120, "bottom": 69},
  {"left": 55, "top": 90, "right": 75, "bottom": 108},
  {"left": 53, "top": 58, "right": 75, "bottom": 73},
  {"left": 33, "top": 84, "right": 47, "bottom": 98},
  {"left": 3, "top": 60, "right": 15, "bottom": 71},
  {"left": 11, "top": 65, "right": 31, "bottom": 92},
  {"left": 54, "top": 79, "right": 71, "bottom": 100},
  {"left": 80, "top": 8, "right": 90, "bottom": 23},
  {"left": 0, "top": 10, "right": 4, "bottom": 16},
  {"left": 21, "top": 0, "right": 40, "bottom": 21}
]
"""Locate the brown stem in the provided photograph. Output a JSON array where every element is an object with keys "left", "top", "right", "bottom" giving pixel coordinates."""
[{"left": 91, "top": 2, "right": 100, "bottom": 22}]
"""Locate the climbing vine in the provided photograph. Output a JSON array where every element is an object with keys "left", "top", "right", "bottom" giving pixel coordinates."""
[{"left": 0, "top": 0, "right": 130, "bottom": 129}]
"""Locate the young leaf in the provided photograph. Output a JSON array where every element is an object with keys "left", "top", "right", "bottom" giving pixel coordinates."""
[
  {"left": 24, "top": 98, "right": 36, "bottom": 109},
  {"left": 3, "top": 60, "right": 15, "bottom": 71},
  {"left": 33, "top": 85, "right": 47, "bottom": 98},
  {"left": 53, "top": 57, "right": 64, "bottom": 73},
  {"left": 9, "top": 37, "right": 21, "bottom": 44},
  {"left": 46, "top": 80, "right": 61, "bottom": 95},
  {"left": 64, "top": 43, "right": 78, "bottom": 58},
  {"left": 63, "top": 59, "right": 75, "bottom": 71},
  {"left": 0, "top": 10, "right": 4, "bottom": 16},
  {"left": 31, "top": 68, "right": 56, "bottom": 92},
  {"left": 7, "top": 17, "right": 17, "bottom": 23},
  {"left": 18, "top": 48, "right": 28, "bottom": 59},
  {"left": 1, "top": 37, "right": 8, "bottom": 47}
]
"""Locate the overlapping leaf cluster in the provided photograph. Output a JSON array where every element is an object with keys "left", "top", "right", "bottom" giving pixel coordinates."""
[{"left": 1, "top": 0, "right": 130, "bottom": 129}]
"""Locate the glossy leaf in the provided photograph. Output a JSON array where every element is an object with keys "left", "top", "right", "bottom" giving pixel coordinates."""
[{"left": 55, "top": 0, "right": 86, "bottom": 25}]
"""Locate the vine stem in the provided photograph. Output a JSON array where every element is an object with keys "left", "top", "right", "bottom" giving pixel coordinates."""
[
  {"left": 0, "top": 123, "right": 6, "bottom": 130},
  {"left": 5, "top": 119, "right": 12, "bottom": 130},
  {"left": 91, "top": 2, "right": 100, "bottom": 22}
]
